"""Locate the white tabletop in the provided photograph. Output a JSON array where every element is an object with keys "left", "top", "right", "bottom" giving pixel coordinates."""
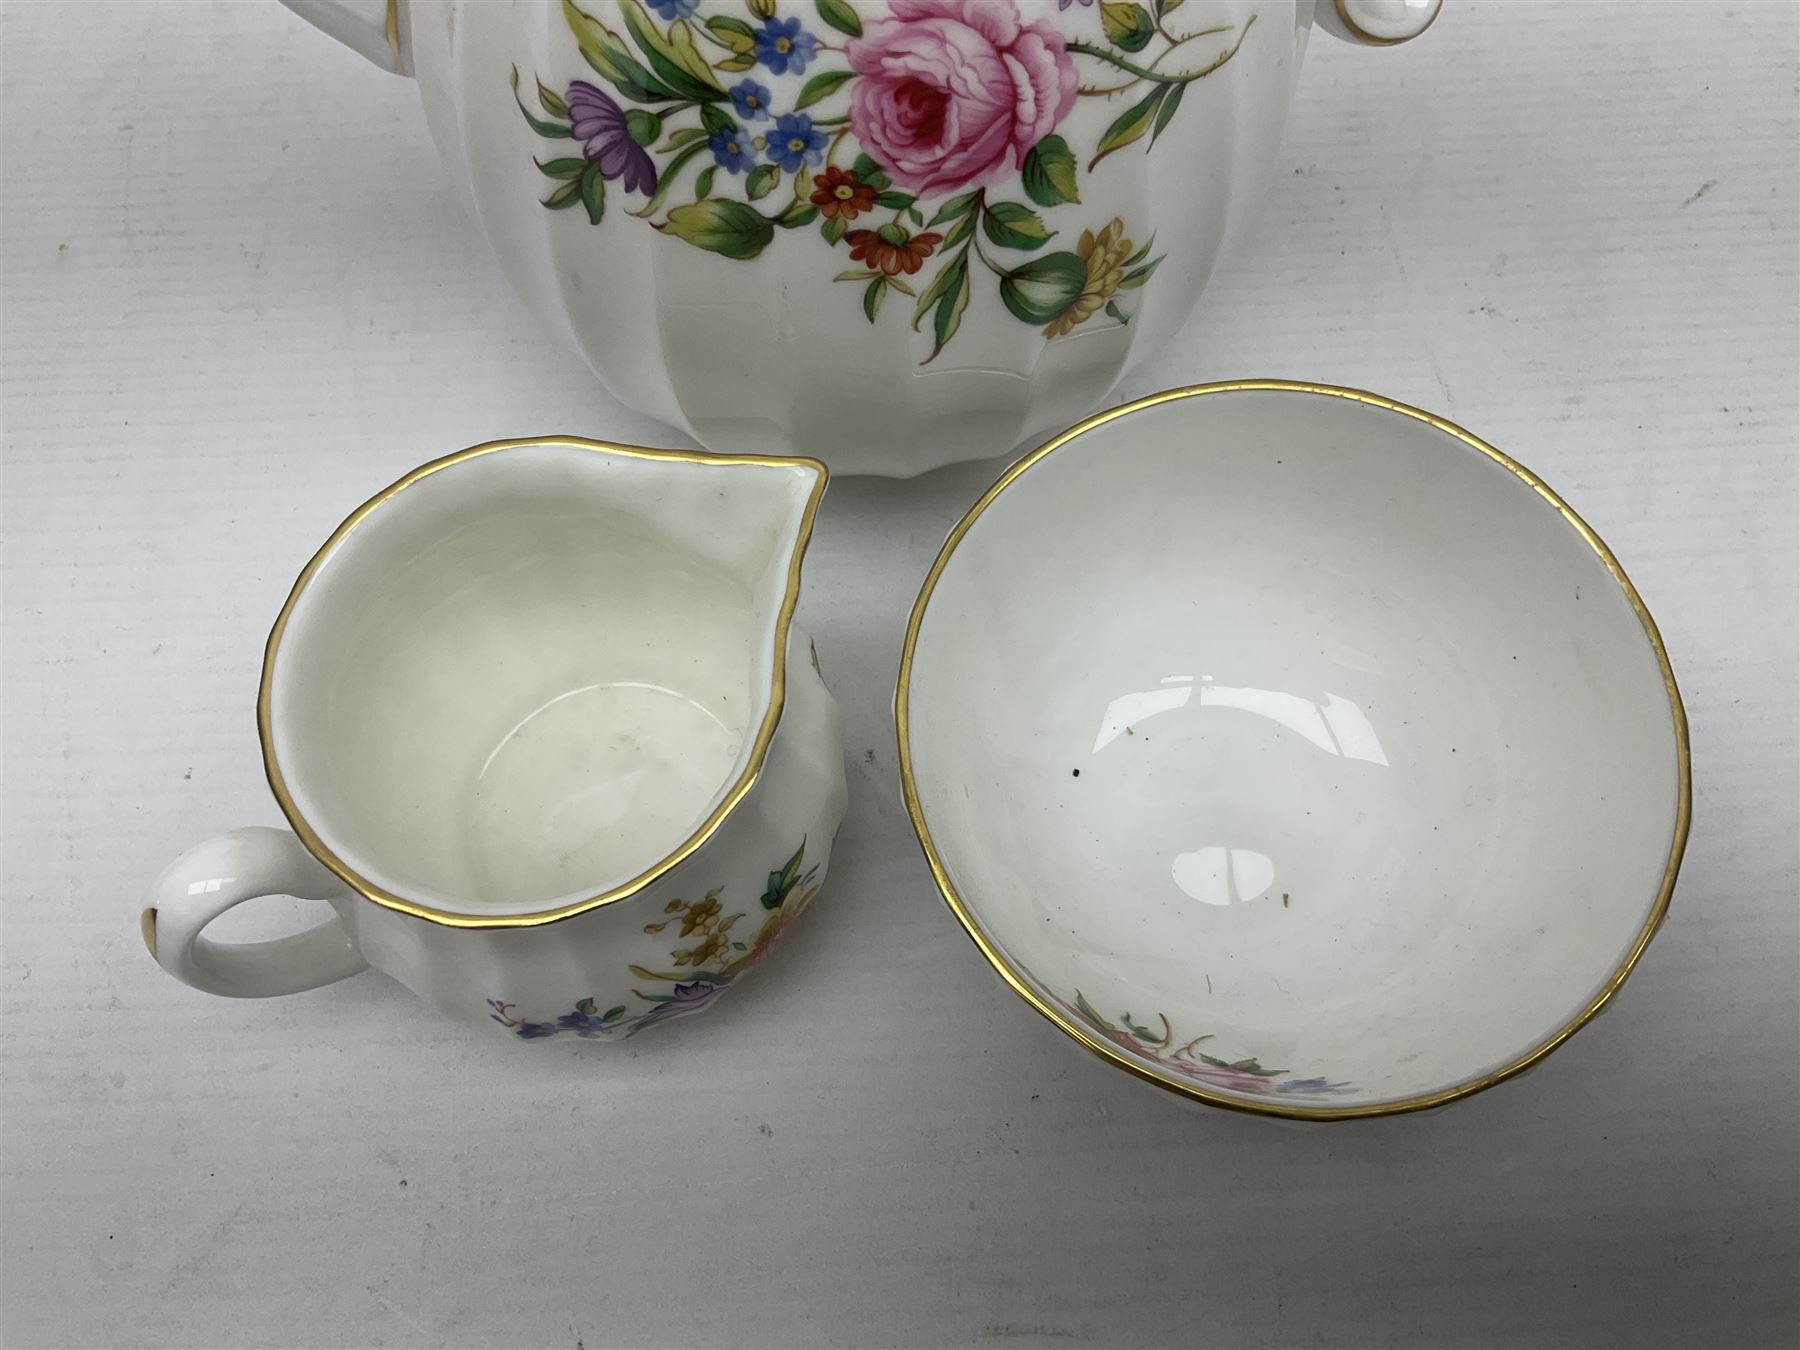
[{"left": 4, "top": 3, "right": 1796, "bottom": 1347}]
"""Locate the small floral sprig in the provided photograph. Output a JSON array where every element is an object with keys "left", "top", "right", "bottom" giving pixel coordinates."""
[
  {"left": 512, "top": 0, "right": 1253, "bottom": 361},
  {"left": 489, "top": 841, "right": 822, "bottom": 1042},
  {"left": 1066, "top": 990, "right": 1351, "bottom": 1097}
]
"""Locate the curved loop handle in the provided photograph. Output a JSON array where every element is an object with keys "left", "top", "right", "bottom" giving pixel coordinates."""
[
  {"left": 1319, "top": 0, "right": 1441, "bottom": 45},
  {"left": 142, "top": 827, "right": 367, "bottom": 998}
]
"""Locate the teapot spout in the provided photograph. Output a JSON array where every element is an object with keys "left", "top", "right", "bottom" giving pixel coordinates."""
[{"left": 280, "top": 0, "right": 411, "bottom": 75}]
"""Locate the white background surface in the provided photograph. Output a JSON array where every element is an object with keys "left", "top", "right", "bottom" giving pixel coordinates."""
[{"left": 3, "top": 2, "right": 1796, "bottom": 1347}]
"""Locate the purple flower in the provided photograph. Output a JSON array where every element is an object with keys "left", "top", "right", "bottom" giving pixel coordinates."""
[
  {"left": 1057, "top": 0, "right": 1094, "bottom": 7},
  {"left": 649, "top": 0, "right": 700, "bottom": 16},
  {"left": 566, "top": 81, "right": 657, "bottom": 195},
  {"left": 622, "top": 979, "right": 724, "bottom": 1037},
  {"left": 730, "top": 78, "right": 774, "bottom": 123},
  {"left": 753, "top": 16, "right": 818, "bottom": 76}
]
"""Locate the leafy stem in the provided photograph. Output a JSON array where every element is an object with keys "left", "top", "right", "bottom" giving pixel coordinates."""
[
  {"left": 969, "top": 228, "right": 1009, "bottom": 279},
  {"left": 1078, "top": 23, "right": 1235, "bottom": 96},
  {"left": 1068, "top": 15, "right": 1255, "bottom": 89}
]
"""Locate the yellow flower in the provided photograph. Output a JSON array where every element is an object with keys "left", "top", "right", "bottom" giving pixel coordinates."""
[
  {"left": 678, "top": 893, "right": 722, "bottom": 936},
  {"left": 1042, "top": 218, "right": 1134, "bottom": 339},
  {"left": 674, "top": 932, "right": 728, "bottom": 968}
]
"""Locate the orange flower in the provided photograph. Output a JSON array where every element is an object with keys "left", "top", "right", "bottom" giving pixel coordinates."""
[
  {"left": 845, "top": 227, "right": 944, "bottom": 277},
  {"left": 809, "top": 165, "right": 877, "bottom": 221}
]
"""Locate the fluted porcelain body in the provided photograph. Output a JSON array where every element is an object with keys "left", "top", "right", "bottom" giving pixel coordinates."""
[
  {"left": 280, "top": 0, "right": 1439, "bottom": 475},
  {"left": 143, "top": 439, "right": 848, "bottom": 1041}
]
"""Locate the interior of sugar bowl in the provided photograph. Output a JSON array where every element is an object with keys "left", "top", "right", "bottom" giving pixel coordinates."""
[{"left": 898, "top": 383, "right": 1689, "bottom": 1118}]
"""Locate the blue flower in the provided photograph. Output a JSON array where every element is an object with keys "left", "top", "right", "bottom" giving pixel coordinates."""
[
  {"left": 709, "top": 126, "right": 759, "bottom": 174},
  {"left": 765, "top": 112, "right": 826, "bottom": 173},
  {"left": 514, "top": 1021, "right": 558, "bottom": 1039},
  {"left": 730, "top": 78, "right": 774, "bottom": 123},
  {"left": 649, "top": 0, "right": 701, "bottom": 18},
  {"left": 753, "top": 16, "right": 818, "bottom": 76}
]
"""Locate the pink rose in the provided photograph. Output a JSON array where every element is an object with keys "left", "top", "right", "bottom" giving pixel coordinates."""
[{"left": 846, "top": 0, "right": 1079, "bottom": 198}]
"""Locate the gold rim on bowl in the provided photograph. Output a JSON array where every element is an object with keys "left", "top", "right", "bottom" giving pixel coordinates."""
[
  {"left": 258, "top": 436, "right": 828, "bottom": 930},
  {"left": 894, "top": 381, "right": 1691, "bottom": 1121}
]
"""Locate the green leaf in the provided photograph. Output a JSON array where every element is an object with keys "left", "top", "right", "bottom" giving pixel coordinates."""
[
  {"left": 774, "top": 200, "right": 819, "bottom": 228},
  {"left": 814, "top": 0, "right": 862, "bottom": 37},
  {"left": 542, "top": 179, "right": 585, "bottom": 209},
  {"left": 704, "top": 13, "right": 756, "bottom": 52},
  {"left": 795, "top": 68, "right": 855, "bottom": 110},
  {"left": 560, "top": 0, "right": 676, "bottom": 102},
  {"left": 511, "top": 69, "right": 575, "bottom": 139},
  {"left": 982, "top": 200, "right": 1053, "bottom": 251},
  {"left": 924, "top": 253, "right": 970, "bottom": 363},
  {"left": 1101, "top": 1, "right": 1155, "bottom": 54},
  {"left": 660, "top": 125, "right": 710, "bottom": 151},
  {"left": 998, "top": 251, "right": 1087, "bottom": 324},
  {"left": 625, "top": 108, "right": 662, "bottom": 146},
  {"left": 732, "top": 942, "right": 747, "bottom": 951},
  {"left": 1151, "top": 80, "right": 1185, "bottom": 143},
  {"left": 536, "top": 157, "right": 588, "bottom": 180},
  {"left": 1073, "top": 991, "right": 1107, "bottom": 1029},
  {"left": 692, "top": 164, "right": 716, "bottom": 199},
  {"left": 631, "top": 139, "right": 710, "bottom": 216},
  {"left": 618, "top": 0, "right": 726, "bottom": 99},
  {"left": 1105, "top": 299, "right": 1130, "bottom": 324},
  {"left": 659, "top": 199, "right": 774, "bottom": 258},
  {"left": 1089, "top": 86, "right": 1166, "bottom": 170},
  {"left": 849, "top": 152, "right": 890, "bottom": 191},
  {"left": 603, "top": 1005, "right": 628, "bottom": 1021},
  {"left": 1154, "top": 0, "right": 1185, "bottom": 14},
  {"left": 717, "top": 53, "right": 757, "bottom": 72},
  {"left": 1118, "top": 255, "right": 1161, "bottom": 289},
  {"left": 536, "top": 79, "right": 570, "bottom": 118},
  {"left": 1021, "top": 135, "right": 1080, "bottom": 207},
  {"left": 912, "top": 257, "right": 959, "bottom": 327},
  {"left": 700, "top": 103, "right": 736, "bottom": 135},
  {"left": 862, "top": 277, "right": 885, "bottom": 323},
  {"left": 746, "top": 163, "right": 781, "bottom": 200},
  {"left": 1123, "top": 233, "right": 1155, "bottom": 268},
  {"left": 580, "top": 162, "right": 605, "bottom": 223},
  {"left": 926, "top": 190, "right": 980, "bottom": 228},
  {"left": 575, "top": 997, "right": 597, "bottom": 1014},
  {"left": 667, "top": 17, "right": 729, "bottom": 90},
  {"left": 942, "top": 210, "right": 976, "bottom": 248},
  {"left": 629, "top": 139, "right": 705, "bottom": 215},
  {"left": 874, "top": 190, "right": 915, "bottom": 210},
  {"left": 821, "top": 213, "right": 848, "bottom": 244}
]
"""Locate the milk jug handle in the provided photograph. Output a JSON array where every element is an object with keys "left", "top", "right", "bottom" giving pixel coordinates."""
[{"left": 141, "top": 827, "right": 367, "bottom": 999}]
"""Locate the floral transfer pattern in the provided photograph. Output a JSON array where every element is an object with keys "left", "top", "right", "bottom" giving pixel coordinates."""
[
  {"left": 512, "top": 0, "right": 1257, "bottom": 361},
  {"left": 488, "top": 841, "right": 821, "bottom": 1040},
  {"left": 1063, "top": 991, "right": 1351, "bottom": 1097}
]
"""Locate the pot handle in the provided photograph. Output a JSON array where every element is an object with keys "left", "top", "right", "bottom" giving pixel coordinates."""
[
  {"left": 1317, "top": 0, "right": 1441, "bottom": 45},
  {"left": 279, "top": 0, "right": 412, "bottom": 75},
  {"left": 142, "top": 827, "right": 368, "bottom": 999}
]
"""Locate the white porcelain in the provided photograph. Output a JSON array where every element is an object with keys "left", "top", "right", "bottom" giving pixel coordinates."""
[
  {"left": 144, "top": 438, "right": 848, "bottom": 1042},
  {"left": 898, "top": 383, "right": 1689, "bottom": 1118},
  {"left": 280, "top": 0, "right": 1436, "bottom": 476}
]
